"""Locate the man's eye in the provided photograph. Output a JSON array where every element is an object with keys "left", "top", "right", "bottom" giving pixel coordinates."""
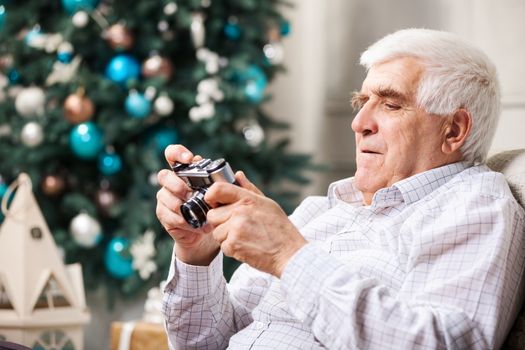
[{"left": 384, "top": 103, "right": 401, "bottom": 111}]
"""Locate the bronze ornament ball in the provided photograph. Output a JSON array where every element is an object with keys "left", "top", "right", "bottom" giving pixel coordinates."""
[
  {"left": 41, "top": 174, "right": 66, "bottom": 196},
  {"left": 105, "top": 23, "right": 134, "bottom": 51},
  {"left": 95, "top": 187, "right": 118, "bottom": 216},
  {"left": 142, "top": 55, "right": 174, "bottom": 80},
  {"left": 63, "top": 93, "right": 95, "bottom": 124}
]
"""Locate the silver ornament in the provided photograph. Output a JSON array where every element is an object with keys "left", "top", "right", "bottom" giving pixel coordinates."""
[
  {"left": 263, "top": 42, "right": 285, "bottom": 65},
  {"left": 190, "top": 12, "right": 206, "bottom": 49},
  {"left": 72, "top": 11, "right": 89, "bottom": 28},
  {"left": 69, "top": 213, "right": 102, "bottom": 248},
  {"left": 153, "top": 95, "right": 174, "bottom": 116},
  {"left": 15, "top": 87, "right": 46, "bottom": 117},
  {"left": 243, "top": 122, "right": 265, "bottom": 147},
  {"left": 21, "top": 122, "right": 44, "bottom": 147}
]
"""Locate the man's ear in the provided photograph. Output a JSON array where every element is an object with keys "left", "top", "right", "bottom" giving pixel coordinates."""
[{"left": 442, "top": 109, "right": 472, "bottom": 155}]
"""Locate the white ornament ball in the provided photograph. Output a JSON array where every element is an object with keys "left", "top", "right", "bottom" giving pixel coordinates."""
[
  {"left": 149, "top": 172, "right": 159, "bottom": 186},
  {"left": 69, "top": 213, "right": 102, "bottom": 248},
  {"left": 263, "top": 42, "right": 285, "bottom": 65},
  {"left": 243, "top": 123, "right": 265, "bottom": 147},
  {"left": 153, "top": 95, "right": 174, "bottom": 116},
  {"left": 72, "top": 11, "right": 89, "bottom": 28},
  {"left": 15, "top": 87, "right": 46, "bottom": 118},
  {"left": 21, "top": 122, "right": 44, "bottom": 147},
  {"left": 163, "top": 2, "right": 178, "bottom": 15}
]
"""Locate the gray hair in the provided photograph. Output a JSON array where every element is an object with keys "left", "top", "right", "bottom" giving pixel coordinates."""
[{"left": 360, "top": 28, "right": 501, "bottom": 164}]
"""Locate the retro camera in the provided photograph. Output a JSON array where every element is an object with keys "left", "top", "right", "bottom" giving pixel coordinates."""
[{"left": 171, "top": 158, "right": 236, "bottom": 228}]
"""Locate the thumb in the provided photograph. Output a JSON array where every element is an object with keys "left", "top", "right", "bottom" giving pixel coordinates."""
[{"left": 235, "top": 171, "right": 264, "bottom": 196}]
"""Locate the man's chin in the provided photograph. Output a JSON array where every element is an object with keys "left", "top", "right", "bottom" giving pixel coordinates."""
[{"left": 354, "top": 170, "right": 382, "bottom": 195}]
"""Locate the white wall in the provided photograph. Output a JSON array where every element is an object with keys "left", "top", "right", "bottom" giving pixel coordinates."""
[{"left": 267, "top": 0, "right": 525, "bottom": 196}]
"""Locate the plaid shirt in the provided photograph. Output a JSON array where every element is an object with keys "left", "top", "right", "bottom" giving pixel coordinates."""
[{"left": 163, "top": 162, "right": 525, "bottom": 349}]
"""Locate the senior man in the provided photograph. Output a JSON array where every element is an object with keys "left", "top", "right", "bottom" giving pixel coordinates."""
[{"left": 156, "top": 28, "right": 525, "bottom": 349}]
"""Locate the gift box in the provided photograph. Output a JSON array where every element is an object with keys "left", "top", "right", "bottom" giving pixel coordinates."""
[
  {"left": 110, "top": 282, "right": 168, "bottom": 350},
  {"left": 110, "top": 321, "right": 168, "bottom": 350}
]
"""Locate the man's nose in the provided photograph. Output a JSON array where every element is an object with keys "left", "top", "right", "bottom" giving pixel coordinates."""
[{"left": 351, "top": 103, "right": 378, "bottom": 135}]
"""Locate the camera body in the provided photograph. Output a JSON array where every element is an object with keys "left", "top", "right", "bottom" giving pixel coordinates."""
[{"left": 171, "top": 158, "right": 236, "bottom": 228}]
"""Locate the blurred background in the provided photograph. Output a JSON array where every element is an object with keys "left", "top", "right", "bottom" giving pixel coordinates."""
[{"left": 1, "top": 0, "right": 524, "bottom": 349}]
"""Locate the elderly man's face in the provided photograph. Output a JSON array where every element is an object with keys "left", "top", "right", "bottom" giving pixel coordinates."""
[{"left": 351, "top": 57, "right": 452, "bottom": 204}]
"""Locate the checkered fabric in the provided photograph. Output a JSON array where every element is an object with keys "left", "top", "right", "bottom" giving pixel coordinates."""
[{"left": 163, "top": 162, "right": 525, "bottom": 349}]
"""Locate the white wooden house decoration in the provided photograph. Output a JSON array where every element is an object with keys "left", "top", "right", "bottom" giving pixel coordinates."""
[{"left": 0, "top": 173, "right": 90, "bottom": 350}]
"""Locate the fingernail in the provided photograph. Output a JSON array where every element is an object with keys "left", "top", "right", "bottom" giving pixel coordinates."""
[{"left": 182, "top": 152, "right": 192, "bottom": 162}]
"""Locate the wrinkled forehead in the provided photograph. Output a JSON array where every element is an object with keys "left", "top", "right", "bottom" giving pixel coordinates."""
[{"left": 361, "top": 56, "right": 425, "bottom": 100}]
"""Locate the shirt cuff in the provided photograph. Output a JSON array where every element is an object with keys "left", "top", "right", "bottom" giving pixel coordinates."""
[
  {"left": 280, "top": 243, "right": 343, "bottom": 325},
  {"left": 163, "top": 248, "right": 224, "bottom": 298}
]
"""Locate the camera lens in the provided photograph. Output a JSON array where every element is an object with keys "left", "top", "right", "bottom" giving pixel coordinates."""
[{"left": 180, "top": 188, "right": 210, "bottom": 228}]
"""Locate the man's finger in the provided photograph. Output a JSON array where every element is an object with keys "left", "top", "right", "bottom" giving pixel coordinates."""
[
  {"left": 206, "top": 204, "right": 235, "bottom": 227},
  {"left": 157, "top": 169, "right": 191, "bottom": 197},
  {"left": 164, "top": 144, "right": 194, "bottom": 164},
  {"left": 235, "top": 171, "right": 264, "bottom": 196},
  {"left": 205, "top": 181, "right": 252, "bottom": 207},
  {"left": 211, "top": 223, "right": 228, "bottom": 244}
]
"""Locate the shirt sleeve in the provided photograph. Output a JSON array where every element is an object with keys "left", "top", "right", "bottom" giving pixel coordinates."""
[
  {"left": 162, "top": 250, "right": 273, "bottom": 349},
  {"left": 161, "top": 195, "right": 331, "bottom": 349},
  {"left": 280, "top": 193, "right": 525, "bottom": 350}
]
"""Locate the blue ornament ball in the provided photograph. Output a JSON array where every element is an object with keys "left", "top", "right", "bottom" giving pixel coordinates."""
[
  {"left": 57, "top": 51, "right": 73, "bottom": 64},
  {"left": 61, "top": 0, "right": 99, "bottom": 15},
  {"left": 280, "top": 20, "right": 291, "bottom": 36},
  {"left": 105, "top": 54, "right": 141, "bottom": 87},
  {"left": 125, "top": 92, "right": 151, "bottom": 119},
  {"left": 69, "top": 121, "right": 104, "bottom": 159},
  {"left": 224, "top": 22, "right": 241, "bottom": 40},
  {"left": 105, "top": 237, "right": 134, "bottom": 279},
  {"left": 0, "top": 6, "right": 6, "bottom": 31},
  {"left": 7, "top": 68, "right": 19, "bottom": 84},
  {"left": 147, "top": 128, "right": 179, "bottom": 154},
  {"left": 237, "top": 65, "right": 267, "bottom": 103},
  {"left": 98, "top": 150, "right": 122, "bottom": 175}
]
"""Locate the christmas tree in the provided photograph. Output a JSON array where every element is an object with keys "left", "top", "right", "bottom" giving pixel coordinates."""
[{"left": 0, "top": 0, "right": 312, "bottom": 301}]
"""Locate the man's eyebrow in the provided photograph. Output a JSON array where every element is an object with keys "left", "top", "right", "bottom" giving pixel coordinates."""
[
  {"left": 350, "top": 91, "right": 368, "bottom": 110},
  {"left": 372, "top": 87, "right": 410, "bottom": 104}
]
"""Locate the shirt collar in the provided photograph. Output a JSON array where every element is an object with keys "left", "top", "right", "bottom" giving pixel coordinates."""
[
  {"left": 327, "top": 161, "right": 471, "bottom": 208},
  {"left": 391, "top": 161, "right": 471, "bottom": 205}
]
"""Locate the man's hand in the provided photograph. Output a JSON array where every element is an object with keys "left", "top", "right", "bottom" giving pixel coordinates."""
[
  {"left": 156, "top": 144, "right": 219, "bottom": 266},
  {"left": 205, "top": 182, "right": 307, "bottom": 278}
]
